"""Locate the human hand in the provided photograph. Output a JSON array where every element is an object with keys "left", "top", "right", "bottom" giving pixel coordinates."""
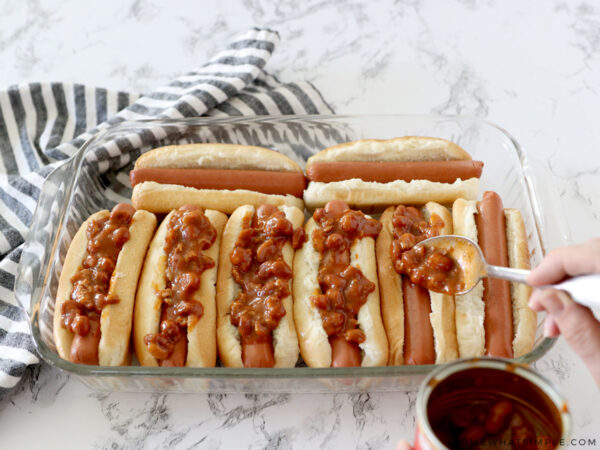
[
  {"left": 395, "top": 440, "right": 412, "bottom": 450},
  {"left": 527, "top": 239, "right": 600, "bottom": 387}
]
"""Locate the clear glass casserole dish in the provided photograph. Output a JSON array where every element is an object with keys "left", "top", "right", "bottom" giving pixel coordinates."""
[{"left": 15, "top": 115, "right": 571, "bottom": 393}]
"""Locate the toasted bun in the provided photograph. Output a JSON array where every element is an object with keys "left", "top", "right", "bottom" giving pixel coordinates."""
[
  {"left": 303, "top": 178, "right": 479, "bottom": 211},
  {"left": 505, "top": 208, "right": 536, "bottom": 357},
  {"left": 216, "top": 205, "right": 303, "bottom": 368},
  {"left": 293, "top": 216, "right": 388, "bottom": 368},
  {"left": 133, "top": 208, "right": 226, "bottom": 367},
  {"left": 132, "top": 181, "right": 304, "bottom": 215},
  {"left": 135, "top": 143, "right": 303, "bottom": 173},
  {"left": 452, "top": 198, "right": 486, "bottom": 358},
  {"left": 376, "top": 203, "right": 457, "bottom": 365},
  {"left": 54, "top": 209, "right": 157, "bottom": 366},
  {"left": 306, "top": 137, "right": 472, "bottom": 165}
]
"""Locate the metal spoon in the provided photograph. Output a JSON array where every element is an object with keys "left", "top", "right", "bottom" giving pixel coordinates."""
[{"left": 416, "top": 235, "right": 600, "bottom": 309}]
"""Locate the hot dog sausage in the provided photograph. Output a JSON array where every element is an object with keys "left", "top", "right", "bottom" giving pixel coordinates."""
[
  {"left": 153, "top": 308, "right": 188, "bottom": 367},
  {"left": 329, "top": 335, "right": 362, "bottom": 367},
  {"left": 403, "top": 279, "right": 436, "bottom": 365},
  {"left": 70, "top": 316, "right": 101, "bottom": 365},
  {"left": 475, "top": 191, "right": 513, "bottom": 358},
  {"left": 130, "top": 168, "right": 306, "bottom": 198},
  {"left": 242, "top": 341, "right": 276, "bottom": 368},
  {"left": 160, "top": 336, "right": 187, "bottom": 367},
  {"left": 306, "top": 160, "right": 484, "bottom": 183},
  {"left": 386, "top": 205, "right": 443, "bottom": 365}
]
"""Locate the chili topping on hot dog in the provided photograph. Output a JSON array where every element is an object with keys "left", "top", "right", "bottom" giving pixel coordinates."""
[
  {"left": 390, "top": 205, "right": 465, "bottom": 294},
  {"left": 397, "top": 245, "right": 464, "bottom": 295},
  {"left": 229, "top": 204, "right": 306, "bottom": 368},
  {"left": 144, "top": 205, "right": 217, "bottom": 366},
  {"left": 61, "top": 203, "right": 135, "bottom": 365},
  {"left": 310, "top": 200, "right": 382, "bottom": 367}
]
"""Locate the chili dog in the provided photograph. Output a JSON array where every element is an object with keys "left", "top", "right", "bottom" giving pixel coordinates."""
[
  {"left": 216, "top": 204, "right": 304, "bottom": 368},
  {"left": 376, "top": 203, "right": 459, "bottom": 365},
  {"left": 53, "top": 203, "right": 156, "bottom": 365},
  {"left": 303, "top": 137, "right": 481, "bottom": 210},
  {"left": 133, "top": 205, "right": 227, "bottom": 367},
  {"left": 453, "top": 192, "right": 536, "bottom": 358},
  {"left": 293, "top": 200, "right": 388, "bottom": 368},
  {"left": 130, "top": 144, "right": 305, "bottom": 214}
]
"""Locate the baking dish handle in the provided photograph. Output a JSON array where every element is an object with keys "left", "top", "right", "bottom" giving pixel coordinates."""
[
  {"left": 522, "top": 156, "right": 572, "bottom": 251},
  {"left": 14, "top": 157, "right": 79, "bottom": 320}
]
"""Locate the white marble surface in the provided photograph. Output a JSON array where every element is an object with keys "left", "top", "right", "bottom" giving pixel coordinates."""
[{"left": 1, "top": 0, "right": 600, "bottom": 448}]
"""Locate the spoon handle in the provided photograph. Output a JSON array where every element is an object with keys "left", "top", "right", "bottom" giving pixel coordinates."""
[
  {"left": 485, "top": 264, "right": 530, "bottom": 284},
  {"left": 552, "top": 274, "right": 600, "bottom": 310},
  {"left": 486, "top": 265, "right": 600, "bottom": 310}
]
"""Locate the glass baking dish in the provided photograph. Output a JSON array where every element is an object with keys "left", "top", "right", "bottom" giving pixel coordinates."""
[{"left": 15, "top": 115, "right": 571, "bottom": 393}]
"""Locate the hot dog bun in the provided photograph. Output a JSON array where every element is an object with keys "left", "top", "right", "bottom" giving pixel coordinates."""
[
  {"left": 305, "top": 178, "right": 479, "bottom": 212},
  {"left": 131, "top": 144, "right": 305, "bottom": 214},
  {"left": 305, "top": 137, "right": 472, "bottom": 162},
  {"left": 505, "top": 208, "right": 536, "bottom": 357},
  {"left": 54, "top": 207, "right": 157, "bottom": 366},
  {"left": 452, "top": 196, "right": 535, "bottom": 358},
  {"left": 134, "top": 143, "right": 302, "bottom": 172},
  {"left": 422, "top": 204, "right": 459, "bottom": 364},
  {"left": 132, "top": 181, "right": 304, "bottom": 215},
  {"left": 134, "top": 208, "right": 227, "bottom": 367},
  {"left": 376, "top": 202, "right": 458, "bottom": 365},
  {"left": 451, "top": 199, "right": 486, "bottom": 358},
  {"left": 293, "top": 207, "right": 388, "bottom": 368},
  {"left": 304, "top": 137, "right": 480, "bottom": 210},
  {"left": 291, "top": 218, "right": 330, "bottom": 367},
  {"left": 216, "top": 205, "right": 303, "bottom": 368}
]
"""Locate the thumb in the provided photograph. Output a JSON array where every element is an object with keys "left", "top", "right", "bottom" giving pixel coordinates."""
[{"left": 535, "top": 289, "right": 600, "bottom": 385}]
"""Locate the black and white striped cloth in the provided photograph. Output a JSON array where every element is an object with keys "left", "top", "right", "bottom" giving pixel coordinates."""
[{"left": 0, "top": 28, "right": 333, "bottom": 396}]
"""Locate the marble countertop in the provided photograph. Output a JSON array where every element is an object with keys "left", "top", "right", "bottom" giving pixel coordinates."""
[{"left": 1, "top": 0, "right": 600, "bottom": 448}]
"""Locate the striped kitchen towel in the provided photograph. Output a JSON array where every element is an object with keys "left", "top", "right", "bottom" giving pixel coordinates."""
[{"left": 0, "top": 27, "right": 333, "bottom": 397}]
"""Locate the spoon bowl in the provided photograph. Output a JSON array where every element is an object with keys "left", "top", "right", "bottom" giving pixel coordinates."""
[
  {"left": 415, "top": 235, "right": 600, "bottom": 310},
  {"left": 414, "top": 235, "right": 529, "bottom": 295}
]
